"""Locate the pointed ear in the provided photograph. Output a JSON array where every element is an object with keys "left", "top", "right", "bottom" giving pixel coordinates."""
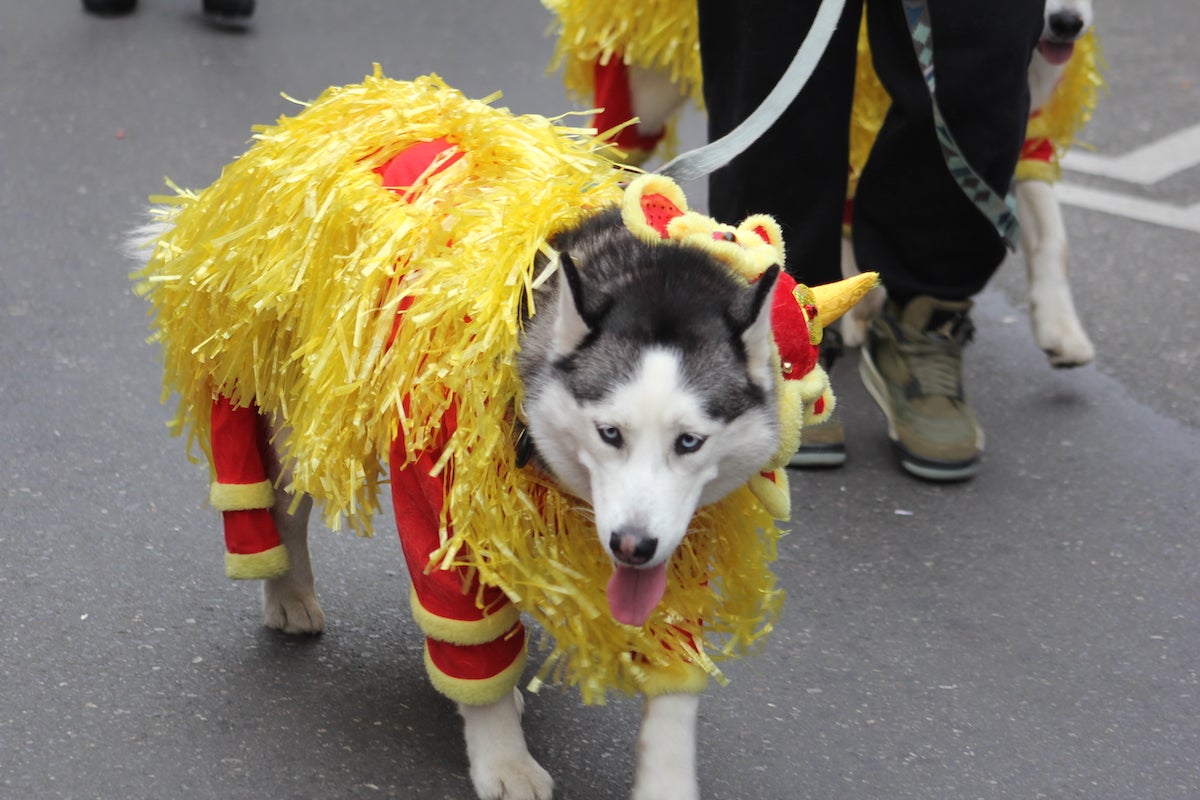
[
  {"left": 552, "top": 251, "right": 592, "bottom": 356},
  {"left": 740, "top": 265, "right": 781, "bottom": 388}
]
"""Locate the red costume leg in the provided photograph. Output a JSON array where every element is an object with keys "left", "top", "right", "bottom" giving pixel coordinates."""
[
  {"left": 593, "top": 57, "right": 666, "bottom": 161},
  {"left": 390, "top": 411, "right": 527, "bottom": 707},
  {"left": 209, "top": 395, "right": 288, "bottom": 579}
]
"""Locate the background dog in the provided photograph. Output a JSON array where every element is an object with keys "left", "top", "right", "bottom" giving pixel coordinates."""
[{"left": 842, "top": 0, "right": 1099, "bottom": 368}]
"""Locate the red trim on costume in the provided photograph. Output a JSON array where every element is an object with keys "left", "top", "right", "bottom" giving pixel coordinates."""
[
  {"left": 770, "top": 272, "right": 819, "bottom": 379},
  {"left": 593, "top": 58, "right": 665, "bottom": 153},
  {"left": 210, "top": 396, "right": 281, "bottom": 565},
  {"left": 1021, "top": 136, "right": 1055, "bottom": 165},
  {"left": 426, "top": 622, "right": 526, "bottom": 681}
]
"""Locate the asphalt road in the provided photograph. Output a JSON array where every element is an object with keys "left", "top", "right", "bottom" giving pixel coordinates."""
[{"left": 2, "top": 2, "right": 1198, "bottom": 799}]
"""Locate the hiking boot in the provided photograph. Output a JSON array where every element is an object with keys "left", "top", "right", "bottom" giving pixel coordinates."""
[
  {"left": 859, "top": 296, "right": 983, "bottom": 481},
  {"left": 789, "top": 327, "right": 846, "bottom": 468}
]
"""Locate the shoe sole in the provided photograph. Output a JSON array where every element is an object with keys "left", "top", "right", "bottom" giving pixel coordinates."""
[
  {"left": 787, "top": 447, "right": 847, "bottom": 469},
  {"left": 859, "top": 348, "right": 982, "bottom": 482}
]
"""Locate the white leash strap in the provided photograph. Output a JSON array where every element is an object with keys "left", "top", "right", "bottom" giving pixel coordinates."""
[{"left": 656, "top": 0, "right": 847, "bottom": 183}]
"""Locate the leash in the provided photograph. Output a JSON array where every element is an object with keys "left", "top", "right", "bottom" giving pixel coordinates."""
[
  {"left": 656, "top": 0, "right": 847, "bottom": 183},
  {"left": 903, "top": 0, "right": 1021, "bottom": 249},
  {"left": 656, "top": 0, "right": 1020, "bottom": 249}
]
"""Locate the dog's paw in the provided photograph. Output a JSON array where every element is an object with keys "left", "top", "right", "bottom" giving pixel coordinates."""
[
  {"left": 1030, "top": 291, "right": 1095, "bottom": 368},
  {"left": 262, "top": 580, "right": 325, "bottom": 635},
  {"left": 469, "top": 755, "right": 554, "bottom": 800}
]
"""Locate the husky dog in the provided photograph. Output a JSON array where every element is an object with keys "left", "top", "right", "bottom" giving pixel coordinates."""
[
  {"left": 521, "top": 207, "right": 781, "bottom": 619},
  {"left": 129, "top": 73, "right": 867, "bottom": 800}
]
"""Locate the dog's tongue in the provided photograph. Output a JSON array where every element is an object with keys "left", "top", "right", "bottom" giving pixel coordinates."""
[
  {"left": 606, "top": 563, "right": 668, "bottom": 627},
  {"left": 1038, "top": 40, "right": 1076, "bottom": 66}
]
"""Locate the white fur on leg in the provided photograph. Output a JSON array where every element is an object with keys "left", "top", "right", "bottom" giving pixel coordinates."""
[
  {"left": 262, "top": 491, "right": 325, "bottom": 634},
  {"left": 631, "top": 693, "right": 700, "bottom": 800},
  {"left": 460, "top": 690, "right": 553, "bottom": 800},
  {"left": 261, "top": 429, "right": 325, "bottom": 634},
  {"left": 1017, "top": 180, "right": 1095, "bottom": 367}
]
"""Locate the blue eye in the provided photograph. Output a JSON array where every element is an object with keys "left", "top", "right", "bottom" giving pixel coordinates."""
[
  {"left": 597, "top": 425, "right": 623, "bottom": 447},
  {"left": 675, "top": 433, "right": 705, "bottom": 454}
]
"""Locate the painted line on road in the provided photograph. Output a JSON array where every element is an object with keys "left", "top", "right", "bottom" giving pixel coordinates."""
[
  {"left": 1056, "top": 182, "right": 1200, "bottom": 234},
  {"left": 1062, "top": 122, "right": 1200, "bottom": 185}
]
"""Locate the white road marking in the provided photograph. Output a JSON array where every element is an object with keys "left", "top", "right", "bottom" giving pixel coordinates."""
[
  {"left": 1062, "top": 122, "right": 1200, "bottom": 185},
  {"left": 1056, "top": 182, "right": 1200, "bottom": 234}
]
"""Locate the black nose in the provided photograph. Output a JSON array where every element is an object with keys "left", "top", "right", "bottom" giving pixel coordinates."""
[
  {"left": 1048, "top": 11, "right": 1083, "bottom": 39},
  {"left": 609, "top": 529, "right": 658, "bottom": 566}
]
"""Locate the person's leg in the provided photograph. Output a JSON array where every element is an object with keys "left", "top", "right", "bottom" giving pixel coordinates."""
[
  {"left": 854, "top": 0, "right": 1044, "bottom": 301},
  {"left": 698, "top": 0, "right": 863, "bottom": 287},
  {"left": 855, "top": 0, "right": 1044, "bottom": 480}
]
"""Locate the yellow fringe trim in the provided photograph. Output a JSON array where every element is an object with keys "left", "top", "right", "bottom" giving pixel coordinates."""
[
  {"left": 542, "top": 0, "right": 704, "bottom": 109},
  {"left": 209, "top": 479, "right": 275, "bottom": 511},
  {"left": 133, "top": 70, "right": 784, "bottom": 704},
  {"left": 409, "top": 585, "right": 523, "bottom": 647},
  {"left": 1016, "top": 158, "right": 1062, "bottom": 184},
  {"left": 637, "top": 661, "right": 709, "bottom": 698},
  {"left": 425, "top": 638, "right": 529, "bottom": 707},
  {"left": 225, "top": 544, "right": 290, "bottom": 581}
]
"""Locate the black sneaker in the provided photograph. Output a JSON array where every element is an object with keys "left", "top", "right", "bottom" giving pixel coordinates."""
[
  {"left": 83, "top": 0, "right": 137, "bottom": 15},
  {"left": 203, "top": 0, "right": 255, "bottom": 21}
]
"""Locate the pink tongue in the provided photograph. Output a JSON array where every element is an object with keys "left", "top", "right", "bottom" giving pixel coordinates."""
[
  {"left": 1038, "top": 40, "right": 1075, "bottom": 66},
  {"left": 606, "top": 562, "right": 668, "bottom": 627}
]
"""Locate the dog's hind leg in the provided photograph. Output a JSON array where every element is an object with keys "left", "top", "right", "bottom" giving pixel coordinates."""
[
  {"left": 1016, "top": 179, "right": 1095, "bottom": 367},
  {"left": 459, "top": 691, "right": 554, "bottom": 800},
  {"left": 631, "top": 693, "right": 700, "bottom": 800},
  {"left": 261, "top": 424, "right": 324, "bottom": 634}
]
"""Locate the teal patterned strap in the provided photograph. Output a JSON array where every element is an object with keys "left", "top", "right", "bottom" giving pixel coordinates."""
[{"left": 904, "top": 0, "right": 1021, "bottom": 249}]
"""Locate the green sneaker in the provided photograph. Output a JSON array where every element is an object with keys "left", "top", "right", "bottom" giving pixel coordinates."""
[
  {"left": 859, "top": 296, "right": 983, "bottom": 481},
  {"left": 790, "top": 328, "right": 846, "bottom": 468}
]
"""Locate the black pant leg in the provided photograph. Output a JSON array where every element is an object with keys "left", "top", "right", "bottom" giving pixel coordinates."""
[
  {"left": 698, "top": 0, "right": 863, "bottom": 286},
  {"left": 853, "top": 0, "right": 1045, "bottom": 302}
]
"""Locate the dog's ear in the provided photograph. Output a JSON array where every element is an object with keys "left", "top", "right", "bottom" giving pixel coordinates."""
[
  {"left": 737, "top": 265, "right": 781, "bottom": 388},
  {"left": 552, "top": 251, "right": 594, "bottom": 356}
]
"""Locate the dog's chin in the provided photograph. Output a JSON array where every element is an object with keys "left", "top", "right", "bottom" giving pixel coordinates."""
[
  {"left": 1038, "top": 39, "right": 1076, "bottom": 66},
  {"left": 606, "top": 561, "right": 668, "bottom": 628}
]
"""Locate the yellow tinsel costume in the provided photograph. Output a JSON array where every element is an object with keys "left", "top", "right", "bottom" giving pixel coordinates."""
[{"left": 133, "top": 70, "right": 804, "bottom": 704}]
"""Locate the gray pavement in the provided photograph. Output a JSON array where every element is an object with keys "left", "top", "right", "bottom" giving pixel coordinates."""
[{"left": 2, "top": 2, "right": 1198, "bottom": 798}]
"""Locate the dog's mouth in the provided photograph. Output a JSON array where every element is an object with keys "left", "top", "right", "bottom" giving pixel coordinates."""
[
  {"left": 606, "top": 562, "right": 668, "bottom": 627},
  {"left": 1037, "top": 38, "right": 1077, "bottom": 66}
]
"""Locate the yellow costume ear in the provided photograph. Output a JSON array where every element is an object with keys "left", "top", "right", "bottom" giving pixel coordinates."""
[
  {"left": 620, "top": 173, "right": 690, "bottom": 243},
  {"left": 736, "top": 214, "right": 785, "bottom": 265}
]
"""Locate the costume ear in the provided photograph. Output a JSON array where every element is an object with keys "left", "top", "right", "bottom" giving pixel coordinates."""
[
  {"left": 737, "top": 214, "right": 786, "bottom": 265},
  {"left": 621, "top": 174, "right": 689, "bottom": 242},
  {"left": 552, "top": 251, "right": 593, "bottom": 356},
  {"left": 738, "top": 265, "right": 781, "bottom": 388}
]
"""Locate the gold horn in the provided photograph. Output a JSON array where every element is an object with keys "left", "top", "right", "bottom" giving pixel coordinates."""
[{"left": 810, "top": 271, "right": 881, "bottom": 330}]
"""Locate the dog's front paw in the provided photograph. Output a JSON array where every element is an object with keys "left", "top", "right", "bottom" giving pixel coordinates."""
[
  {"left": 263, "top": 579, "right": 325, "bottom": 634},
  {"left": 470, "top": 754, "right": 554, "bottom": 800},
  {"left": 631, "top": 772, "right": 699, "bottom": 800},
  {"left": 1030, "top": 284, "right": 1095, "bottom": 368}
]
